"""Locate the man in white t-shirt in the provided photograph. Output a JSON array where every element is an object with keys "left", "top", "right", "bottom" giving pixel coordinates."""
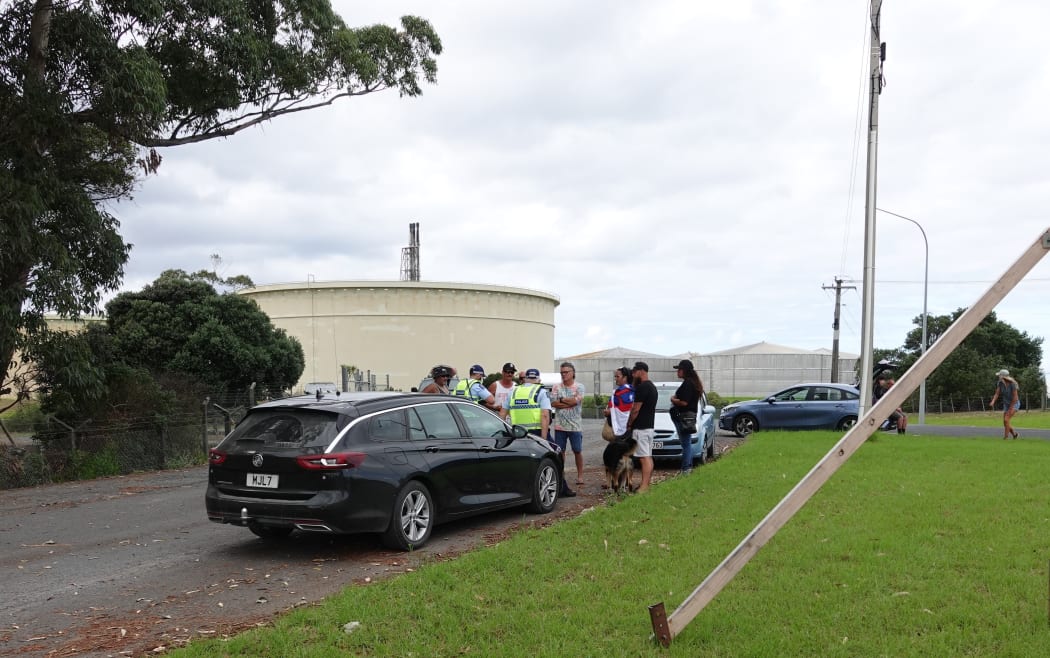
[{"left": 488, "top": 362, "right": 518, "bottom": 410}]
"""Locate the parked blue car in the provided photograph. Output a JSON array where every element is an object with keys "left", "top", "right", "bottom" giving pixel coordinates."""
[{"left": 718, "top": 383, "right": 860, "bottom": 437}]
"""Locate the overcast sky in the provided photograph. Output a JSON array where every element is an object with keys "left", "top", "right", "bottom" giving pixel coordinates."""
[{"left": 110, "top": 0, "right": 1050, "bottom": 364}]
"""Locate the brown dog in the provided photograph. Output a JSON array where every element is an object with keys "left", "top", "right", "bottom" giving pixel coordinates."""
[{"left": 603, "top": 437, "right": 637, "bottom": 493}]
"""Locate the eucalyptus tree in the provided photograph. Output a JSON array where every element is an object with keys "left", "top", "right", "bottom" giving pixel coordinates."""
[{"left": 0, "top": 0, "right": 441, "bottom": 396}]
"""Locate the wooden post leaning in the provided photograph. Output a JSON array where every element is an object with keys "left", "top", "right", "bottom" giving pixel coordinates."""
[{"left": 650, "top": 227, "right": 1050, "bottom": 646}]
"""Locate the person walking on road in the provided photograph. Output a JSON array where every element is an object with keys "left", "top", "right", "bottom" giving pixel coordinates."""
[
  {"left": 551, "top": 362, "right": 586, "bottom": 487},
  {"left": 626, "top": 361, "right": 658, "bottom": 493},
  {"left": 989, "top": 369, "right": 1021, "bottom": 439}
]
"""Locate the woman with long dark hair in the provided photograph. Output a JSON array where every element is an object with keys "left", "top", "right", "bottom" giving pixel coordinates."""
[{"left": 670, "top": 359, "right": 704, "bottom": 473}]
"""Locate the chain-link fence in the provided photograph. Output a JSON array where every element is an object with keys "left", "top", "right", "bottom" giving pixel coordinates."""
[
  {"left": 897, "top": 391, "right": 1047, "bottom": 415},
  {"left": 0, "top": 381, "right": 286, "bottom": 490},
  {"left": 0, "top": 376, "right": 412, "bottom": 490}
]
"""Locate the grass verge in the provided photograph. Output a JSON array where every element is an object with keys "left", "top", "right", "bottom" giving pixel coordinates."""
[{"left": 171, "top": 431, "right": 1050, "bottom": 657}]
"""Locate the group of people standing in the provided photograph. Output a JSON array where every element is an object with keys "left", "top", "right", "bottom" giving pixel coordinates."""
[
  {"left": 419, "top": 358, "right": 710, "bottom": 496},
  {"left": 604, "top": 359, "right": 705, "bottom": 493},
  {"left": 419, "top": 361, "right": 584, "bottom": 498}
]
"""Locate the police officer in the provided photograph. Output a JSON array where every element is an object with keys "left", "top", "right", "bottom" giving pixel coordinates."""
[
  {"left": 453, "top": 364, "right": 499, "bottom": 410},
  {"left": 500, "top": 368, "right": 576, "bottom": 498}
]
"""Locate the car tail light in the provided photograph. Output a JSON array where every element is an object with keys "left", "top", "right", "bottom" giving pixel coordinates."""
[
  {"left": 296, "top": 452, "right": 366, "bottom": 470},
  {"left": 209, "top": 449, "right": 227, "bottom": 465}
]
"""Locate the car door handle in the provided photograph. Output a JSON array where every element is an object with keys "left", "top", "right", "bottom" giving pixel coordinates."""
[
  {"left": 479, "top": 445, "right": 492, "bottom": 453},
  {"left": 425, "top": 446, "right": 440, "bottom": 453}
]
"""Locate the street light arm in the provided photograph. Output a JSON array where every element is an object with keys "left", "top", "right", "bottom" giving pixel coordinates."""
[{"left": 876, "top": 207, "right": 929, "bottom": 424}]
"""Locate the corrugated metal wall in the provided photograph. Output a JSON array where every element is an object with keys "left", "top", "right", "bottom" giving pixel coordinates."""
[{"left": 559, "top": 354, "right": 858, "bottom": 399}]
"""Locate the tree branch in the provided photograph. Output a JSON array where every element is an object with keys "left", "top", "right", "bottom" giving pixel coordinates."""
[{"left": 140, "top": 86, "right": 386, "bottom": 147}]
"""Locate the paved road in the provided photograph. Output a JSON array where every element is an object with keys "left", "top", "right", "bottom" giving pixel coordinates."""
[
  {"left": 0, "top": 419, "right": 726, "bottom": 658},
  {"left": 901, "top": 424, "right": 1050, "bottom": 440}
]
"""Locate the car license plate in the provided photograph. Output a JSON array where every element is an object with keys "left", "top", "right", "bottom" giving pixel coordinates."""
[
  {"left": 653, "top": 441, "right": 663, "bottom": 449},
  {"left": 247, "top": 473, "right": 278, "bottom": 488}
]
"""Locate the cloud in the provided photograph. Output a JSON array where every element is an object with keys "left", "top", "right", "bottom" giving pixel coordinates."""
[{"left": 109, "top": 0, "right": 1050, "bottom": 364}]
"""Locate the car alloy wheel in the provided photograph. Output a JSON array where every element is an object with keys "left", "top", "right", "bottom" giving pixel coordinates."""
[
  {"left": 529, "top": 458, "right": 559, "bottom": 513},
  {"left": 383, "top": 481, "right": 433, "bottom": 551},
  {"left": 838, "top": 416, "right": 858, "bottom": 431},
  {"left": 733, "top": 415, "right": 757, "bottom": 437}
]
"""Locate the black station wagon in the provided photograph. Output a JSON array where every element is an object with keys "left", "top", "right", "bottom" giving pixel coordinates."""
[{"left": 206, "top": 392, "right": 562, "bottom": 550}]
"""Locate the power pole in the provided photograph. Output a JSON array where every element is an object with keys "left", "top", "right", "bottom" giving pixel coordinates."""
[
  {"left": 858, "top": 0, "right": 885, "bottom": 419},
  {"left": 822, "top": 278, "right": 856, "bottom": 382}
]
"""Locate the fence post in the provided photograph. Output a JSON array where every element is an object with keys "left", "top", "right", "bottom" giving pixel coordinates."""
[
  {"left": 249, "top": 382, "right": 256, "bottom": 407},
  {"left": 157, "top": 423, "right": 167, "bottom": 470},
  {"left": 201, "top": 397, "right": 210, "bottom": 455},
  {"left": 213, "top": 402, "right": 233, "bottom": 436},
  {"left": 48, "top": 415, "right": 76, "bottom": 453}
]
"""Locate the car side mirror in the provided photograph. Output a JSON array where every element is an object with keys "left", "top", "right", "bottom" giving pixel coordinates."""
[
  {"left": 703, "top": 405, "right": 716, "bottom": 414},
  {"left": 509, "top": 425, "right": 529, "bottom": 439},
  {"left": 765, "top": 396, "right": 776, "bottom": 403}
]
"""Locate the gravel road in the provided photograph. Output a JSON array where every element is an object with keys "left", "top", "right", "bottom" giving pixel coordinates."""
[{"left": 0, "top": 419, "right": 738, "bottom": 657}]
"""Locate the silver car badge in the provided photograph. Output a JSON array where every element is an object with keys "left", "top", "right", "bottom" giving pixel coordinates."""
[{"left": 252, "top": 454, "right": 264, "bottom": 468}]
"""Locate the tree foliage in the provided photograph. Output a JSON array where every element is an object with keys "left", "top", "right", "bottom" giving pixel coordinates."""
[
  {"left": 106, "top": 270, "right": 304, "bottom": 392},
  {"left": 879, "top": 309, "right": 1045, "bottom": 404},
  {"left": 1, "top": 0, "right": 441, "bottom": 399},
  {"left": 31, "top": 271, "right": 304, "bottom": 425}
]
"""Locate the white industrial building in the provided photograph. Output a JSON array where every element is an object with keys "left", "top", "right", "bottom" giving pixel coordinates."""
[{"left": 557, "top": 342, "right": 859, "bottom": 399}]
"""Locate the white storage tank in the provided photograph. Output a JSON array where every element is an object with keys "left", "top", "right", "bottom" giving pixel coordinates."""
[{"left": 239, "top": 281, "right": 559, "bottom": 393}]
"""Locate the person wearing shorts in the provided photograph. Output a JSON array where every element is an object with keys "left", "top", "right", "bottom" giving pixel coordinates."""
[
  {"left": 551, "top": 362, "right": 586, "bottom": 487},
  {"left": 989, "top": 368, "right": 1021, "bottom": 439},
  {"left": 626, "top": 361, "right": 658, "bottom": 493}
]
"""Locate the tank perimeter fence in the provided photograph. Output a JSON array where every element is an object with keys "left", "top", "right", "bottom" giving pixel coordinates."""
[{"left": 0, "top": 382, "right": 301, "bottom": 490}]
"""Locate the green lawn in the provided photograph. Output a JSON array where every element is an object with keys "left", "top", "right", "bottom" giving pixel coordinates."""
[
  {"left": 171, "top": 431, "right": 1050, "bottom": 657},
  {"left": 923, "top": 409, "right": 1050, "bottom": 429}
]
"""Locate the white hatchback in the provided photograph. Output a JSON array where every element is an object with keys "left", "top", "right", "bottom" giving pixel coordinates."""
[{"left": 650, "top": 382, "right": 717, "bottom": 466}]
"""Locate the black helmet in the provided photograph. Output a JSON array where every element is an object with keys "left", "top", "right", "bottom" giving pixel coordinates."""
[{"left": 431, "top": 365, "right": 453, "bottom": 378}]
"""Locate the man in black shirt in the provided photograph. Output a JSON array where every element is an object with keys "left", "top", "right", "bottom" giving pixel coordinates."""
[{"left": 626, "top": 361, "right": 658, "bottom": 493}]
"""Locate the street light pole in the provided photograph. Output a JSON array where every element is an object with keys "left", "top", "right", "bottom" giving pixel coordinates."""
[{"left": 877, "top": 208, "right": 928, "bottom": 424}]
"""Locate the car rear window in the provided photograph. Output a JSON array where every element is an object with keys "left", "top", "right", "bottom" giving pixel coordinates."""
[{"left": 220, "top": 409, "right": 343, "bottom": 453}]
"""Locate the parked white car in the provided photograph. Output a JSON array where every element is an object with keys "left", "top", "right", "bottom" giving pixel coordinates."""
[{"left": 651, "top": 382, "right": 717, "bottom": 465}]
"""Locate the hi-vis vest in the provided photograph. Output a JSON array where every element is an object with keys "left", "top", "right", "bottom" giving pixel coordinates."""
[
  {"left": 453, "top": 378, "right": 483, "bottom": 402},
  {"left": 508, "top": 384, "right": 543, "bottom": 429}
]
